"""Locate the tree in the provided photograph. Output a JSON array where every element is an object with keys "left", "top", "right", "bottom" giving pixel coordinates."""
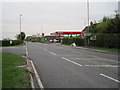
[
  {"left": 25, "top": 36, "right": 33, "bottom": 41},
  {"left": 16, "top": 32, "right": 26, "bottom": 40},
  {"left": 89, "top": 21, "right": 98, "bottom": 33},
  {"left": 25, "top": 36, "right": 41, "bottom": 42},
  {"left": 89, "top": 15, "right": 120, "bottom": 34}
]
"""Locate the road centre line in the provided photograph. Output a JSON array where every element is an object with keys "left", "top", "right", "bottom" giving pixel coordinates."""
[
  {"left": 100, "top": 73, "right": 120, "bottom": 83},
  {"left": 30, "top": 60, "right": 44, "bottom": 89},
  {"left": 49, "top": 52, "right": 57, "bottom": 56},
  {"left": 62, "top": 57, "right": 83, "bottom": 67}
]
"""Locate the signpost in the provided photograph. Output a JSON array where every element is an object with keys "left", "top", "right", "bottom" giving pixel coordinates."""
[
  {"left": 83, "top": 33, "right": 91, "bottom": 46},
  {"left": 90, "top": 35, "right": 96, "bottom": 40},
  {"left": 10, "top": 41, "right": 12, "bottom": 45},
  {"left": 83, "top": 33, "right": 91, "bottom": 36}
]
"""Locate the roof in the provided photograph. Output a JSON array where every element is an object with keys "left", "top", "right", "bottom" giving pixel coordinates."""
[{"left": 55, "top": 32, "right": 81, "bottom": 34}]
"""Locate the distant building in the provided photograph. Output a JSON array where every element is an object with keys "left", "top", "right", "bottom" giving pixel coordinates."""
[
  {"left": 45, "top": 31, "right": 82, "bottom": 43},
  {"left": 81, "top": 26, "right": 89, "bottom": 39},
  {"left": 118, "top": 1, "right": 120, "bottom": 14}
]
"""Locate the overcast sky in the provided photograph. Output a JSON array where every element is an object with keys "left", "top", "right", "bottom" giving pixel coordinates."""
[{"left": 1, "top": 0, "right": 119, "bottom": 40}]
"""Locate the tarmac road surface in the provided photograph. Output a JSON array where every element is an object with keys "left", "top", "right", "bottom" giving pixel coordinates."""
[{"left": 2, "top": 42, "right": 119, "bottom": 88}]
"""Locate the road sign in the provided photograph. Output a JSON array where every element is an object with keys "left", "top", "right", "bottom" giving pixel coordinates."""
[
  {"left": 90, "top": 36, "right": 96, "bottom": 40},
  {"left": 84, "top": 33, "right": 91, "bottom": 36},
  {"left": 10, "top": 41, "right": 12, "bottom": 44}
]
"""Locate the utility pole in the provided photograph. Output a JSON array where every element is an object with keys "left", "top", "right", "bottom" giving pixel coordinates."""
[
  {"left": 87, "top": 0, "right": 90, "bottom": 45},
  {"left": 20, "top": 14, "right": 22, "bottom": 40},
  {"left": 41, "top": 24, "right": 42, "bottom": 36}
]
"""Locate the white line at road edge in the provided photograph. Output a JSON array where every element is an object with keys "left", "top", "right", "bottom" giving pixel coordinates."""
[
  {"left": 25, "top": 42, "right": 28, "bottom": 57},
  {"left": 30, "top": 70, "right": 35, "bottom": 88},
  {"left": 62, "top": 57, "right": 83, "bottom": 67},
  {"left": 25, "top": 59, "right": 35, "bottom": 89},
  {"left": 49, "top": 52, "right": 57, "bottom": 56},
  {"left": 30, "top": 60, "right": 44, "bottom": 89},
  {"left": 100, "top": 73, "right": 120, "bottom": 83}
]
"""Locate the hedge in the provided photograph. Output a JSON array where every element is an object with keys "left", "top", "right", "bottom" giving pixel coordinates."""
[
  {"left": 62, "top": 37, "right": 85, "bottom": 46},
  {"left": 61, "top": 34, "right": 119, "bottom": 48},
  {"left": 89, "top": 33, "right": 119, "bottom": 48},
  {"left": 1, "top": 40, "right": 23, "bottom": 46}
]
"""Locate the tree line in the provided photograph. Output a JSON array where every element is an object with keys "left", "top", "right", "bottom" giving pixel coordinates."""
[{"left": 89, "top": 14, "right": 119, "bottom": 34}]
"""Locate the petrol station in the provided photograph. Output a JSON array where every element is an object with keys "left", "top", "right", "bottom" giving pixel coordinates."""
[{"left": 45, "top": 31, "right": 82, "bottom": 42}]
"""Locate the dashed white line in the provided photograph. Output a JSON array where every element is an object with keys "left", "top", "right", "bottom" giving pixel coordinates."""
[
  {"left": 49, "top": 52, "right": 57, "bottom": 56},
  {"left": 30, "top": 60, "right": 44, "bottom": 89},
  {"left": 62, "top": 57, "right": 83, "bottom": 67},
  {"left": 100, "top": 73, "right": 120, "bottom": 83}
]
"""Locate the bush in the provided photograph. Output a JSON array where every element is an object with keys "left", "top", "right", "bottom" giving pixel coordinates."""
[
  {"left": 89, "top": 33, "right": 119, "bottom": 48},
  {"left": 62, "top": 37, "right": 85, "bottom": 46},
  {"left": 25, "top": 36, "right": 41, "bottom": 42},
  {"left": 1, "top": 40, "right": 23, "bottom": 46}
]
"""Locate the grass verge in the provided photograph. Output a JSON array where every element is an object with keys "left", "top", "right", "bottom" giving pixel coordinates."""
[
  {"left": 83, "top": 46, "right": 119, "bottom": 53},
  {"left": 0, "top": 53, "right": 2, "bottom": 89},
  {"left": 2, "top": 52, "right": 30, "bottom": 88}
]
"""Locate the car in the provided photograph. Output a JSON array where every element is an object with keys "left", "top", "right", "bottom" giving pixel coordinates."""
[{"left": 49, "top": 39, "right": 54, "bottom": 43}]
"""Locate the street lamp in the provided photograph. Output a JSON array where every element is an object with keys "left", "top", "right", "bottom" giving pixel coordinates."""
[
  {"left": 20, "top": 14, "right": 22, "bottom": 39},
  {"left": 87, "top": 0, "right": 90, "bottom": 45},
  {"left": 41, "top": 24, "right": 42, "bottom": 36}
]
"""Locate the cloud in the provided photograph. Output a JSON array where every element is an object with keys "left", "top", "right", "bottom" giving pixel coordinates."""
[{"left": 1, "top": 2, "right": 118, "bottom": 39}]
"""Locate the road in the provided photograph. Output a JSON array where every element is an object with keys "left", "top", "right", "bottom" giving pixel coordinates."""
[{"left": 2, "top": 42, "right": 119, "bottom": 88}]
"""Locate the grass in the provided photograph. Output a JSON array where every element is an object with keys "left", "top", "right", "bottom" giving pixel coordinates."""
[
  {"left": 83, "top": 46, "right": 119, "bottom": 52},
  {"left": 2, "top": 52, "right": 30, "bottom": 88},
  {"left": 0, "top": 53, "right": 2, "bottom": 89}
]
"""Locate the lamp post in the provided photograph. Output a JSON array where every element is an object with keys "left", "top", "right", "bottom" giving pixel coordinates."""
[
  {"left": 87, "top": 0, "right": 90, "bottom": 45},
  {"left": 41, "top": 24, "right": 42, "bottom": 36},
  {"left": 20, "top": 14, "right": 22, "bottom": 40}
]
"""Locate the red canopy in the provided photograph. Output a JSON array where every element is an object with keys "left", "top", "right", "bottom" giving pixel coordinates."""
[{"left": 55, "top": 32, "right": 81, "bottom": 34}]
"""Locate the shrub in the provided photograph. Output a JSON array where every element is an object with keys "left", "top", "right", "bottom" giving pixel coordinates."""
[
  {"left": 62, "top": 37, "right": 85, "bottom": 46},
  {"left": 89, "top": 33, "right": 119, "bottom": 48},
  {"left": 1, "top": 40, "right": 23, "bottom": 46}
]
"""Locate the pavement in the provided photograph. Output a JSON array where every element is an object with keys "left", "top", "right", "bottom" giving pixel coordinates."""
[{"left": 2, "top": 42, "right": 120, "bottom": 89}]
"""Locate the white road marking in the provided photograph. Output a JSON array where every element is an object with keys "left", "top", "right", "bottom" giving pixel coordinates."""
[
  {"left": 30, "top": 72, "right": 35, "bottom": 89},
  {"left": 94, "top": 57, "right": 119, "bottom": 63},
  {"left": 70, "top": 57, "right": 119, "bottom": 63},
  {"left": 84, "top": 65, "right": 119, "bottom": 67},
  {"left": 30, "top": 60, "right": 44, "bottom": 89},
  {"left": 25, "top": 42, "right": 28, "bottom": 57},
  {"left": 49, "top": 52, "right": 57, "bottom": 56},
  {"left": 100, "top": 73, "right": 120, "bottom": 83},
  {"left": 104, "top": 59, "right": 119, "bottom": 63},
  {"left": 62, "top": 57, "right": 83, "bottom": 67},
  {"left": 27, "top": 66, "right": 35, "bottom": 89},
  {"left": 43, "top": 49, "right": 48, "bottom": 52},
  {"left": 24, "top": 56, "right": 35, "bottom": 89}
]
